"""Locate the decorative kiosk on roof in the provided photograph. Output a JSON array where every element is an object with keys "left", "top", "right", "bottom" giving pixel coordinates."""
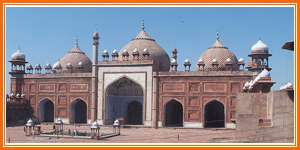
[{"left": 246, "top": 37, "right": 272, "bottom": 72}]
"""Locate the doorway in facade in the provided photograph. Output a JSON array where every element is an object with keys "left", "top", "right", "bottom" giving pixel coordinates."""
[
  {"left": 105, "top": 77, "right": 143, "bottom": 125},
  {"left": 164, "top": 100, "right": 183, "bottom": 126},
  {"left": 70, "top": 99, "right": 87, "bottom": 123},
  {"left": 204, "top": 100, "right": 225, "bottom": 128},
  {"left": 127, "top": 101, "right": 142, "bottom": 125},
  {"left": 39, "top": 99, "right": 54, "bottom": 122}
]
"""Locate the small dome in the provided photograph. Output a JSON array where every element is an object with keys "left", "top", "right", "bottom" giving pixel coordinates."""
[
  {"left": 185, "top": 58, "right": 190, "bottom": 63},
  {"left": 143, "top": 48, "right": 148, "bottom": 52},
  {"left": 26, "top": 119, "right": 34, "bottom": 126},
  {"left": 78, "top": 62, "right": 83, "bottom": 65},
  {"left": 21, "top": 94, "right": 24, "bottom": 97},
  {"left": 113, "top": 119, "right": 120, "bottom": 126},
  {"left": 12, "top": 49, "right": 25, "bottom": 60},
  {"left": 56, "top": 118, "right": 63, "bottom": 124},
  {"left": 212, "top": 58, "right": 218, "bottom": 62},
  {"left": 113, "top": 49, "right": 118, "bottom": 53},
  {"left": 91, "top": 121, "right": 99, "bottom": 129},
  {"left": 36, "top": 63, "right": 41, "bottom": 67},
  {"left": 53, "top": 61, "right": 62, "bottom": 69},
  {"left": 16, "top": 93, "right": 20, "bottom": 97},
  {"left": 252, "top": 40, "right": 268, "bottom": 51},
  {"left": 123, "top": 49, "right": 128, "bottom": 53},
  {"left": 27, "top": 64, "right": 32, "bottom": 67},
  {"left": 226, "top": 58, "right": 232, "bottom": 62},
  {"left": 259, "top": 69, "right": 270, "bottom": 77},
  {"left": 171, "top": 58, "right": 177, "bottom": 63},
  {"left": 286, "top": 82, "right": 293, "bottom": 88},
  {"left": 133, "top": 48, "right": 139, "bottom": 52},
  {"left": 280, "top": 85, "right": 284, "bottom": 90},
  {"left": 93, "top": 30, "right": 99, "bottom": 37},
  {"left": 198, "top": 58, "right": 204, "bottom": 63},
  {"left": 103, "top": 49, "right": 108, "bottom": 54},
  {"left": 239, "top": 58, "right": 244, "bottom": 62},
  {"left": 10, "top": 93, "right": 14, "bottom": 97},
  {"left": 46, "top": 63, "right": 51, "bottom": 67},
  {"left": 67, "top": 62, "right": 71, "bottom": 66}
]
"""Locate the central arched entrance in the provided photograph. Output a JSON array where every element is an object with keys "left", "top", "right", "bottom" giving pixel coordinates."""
[
  {"left": 105, "top": 77, "right": 143, "bottom": 125},
  {"left": 204, "top": 100, "right": 225, "bottom": 128},
  {"left": 39, "top": 99, "right": 54, "bottom": 122},
  {"left": 70, "top": 99, "right": 87, "bottom": 123},
  {"left": 164, "top": 100, "right": 183, "bottom": 126}
]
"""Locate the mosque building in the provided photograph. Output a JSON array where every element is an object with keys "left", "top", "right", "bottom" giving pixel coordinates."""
[{"left": 6, "top": 22, "right": 275, "bottom": 128}]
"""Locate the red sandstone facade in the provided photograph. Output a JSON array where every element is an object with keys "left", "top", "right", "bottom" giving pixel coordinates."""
[{"left": 7, "top": 24, "right": 274, "bottom": 128}]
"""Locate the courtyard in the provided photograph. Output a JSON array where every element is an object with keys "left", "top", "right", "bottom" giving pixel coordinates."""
[{"left": 5, "top": 123, "right": 237, "bottom": 144}]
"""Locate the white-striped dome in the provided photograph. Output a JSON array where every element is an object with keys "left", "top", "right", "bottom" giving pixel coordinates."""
[
  {"left": 226, "top": 58, "right": 232, "bottom": 62},
  {"left": 103, "top": 49, "right": 108, "bottom": 54},
  {"left": 252, "top": 40, "right": 268, "bottom": 51},
  {"left": 12, "top": 49, "right": 25, "bottom": 60},
  {"left": 113, "top": 49, "right": 118, "bottom": 53},
  {"left": 53, "top": 61, "right": 62, "bottom": 69},
  {"left": 172, "top": 58, "right": 177, "bottom": 63}
]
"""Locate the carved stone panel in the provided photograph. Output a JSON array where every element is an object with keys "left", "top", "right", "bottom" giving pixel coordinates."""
[
  {"left": 189, "top": 82, "right": 199, "bottom": 93},
  {"left": 188, "top": 96, "right": 199, "bottom": 106},
  {"left": 163, "top": 83, "right": 185, "bottom": 93},
  {"left": 39, "top": 84, "right": 55, "bottom": 92},
  {"left": 29, "top": 84, "right": 36, "bottom": 92},
  {"left": 230, "top": 96, "right": 236, "bottom": 107},
  {"left": 58, "top": 108, "right": 67, "bottom": 117},
  {"left": 188, "top": 110, "right": 199, "bottom": 120},
  {"left": 231, "top": 82, "right": 240, "bottom": 93},
  {"left": 59, "top": 83, "right": 67, "bottom": 92},
  {"left": 70, "top": 83, "right": 88, "bottom": 92},
  {"left": 58, "top": 96, "right": 67, "bottom": 105},
  {"left": 203, "top": 82, "right": 226, "bottom": 93}
]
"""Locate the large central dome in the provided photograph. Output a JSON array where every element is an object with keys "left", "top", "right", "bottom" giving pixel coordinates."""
[
  {"left": 197, "top": 35, "right": 238, "bottom": 71},
  {"left": 118, "top": 25, "right": 170, "bottom": 72}
]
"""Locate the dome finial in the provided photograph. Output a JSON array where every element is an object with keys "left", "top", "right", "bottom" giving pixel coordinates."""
[
  {"left": 142, "top": 20, "right": 145, "bottom": 31},
  {"left": 76, "top": 36, "right": 78, "bottom": 46},
  {"left": 216, "top": 30, "right": 219, "bottom": 40},
  {"left": 259, "top": 36, "right": 261, "bottom": 40},
  {"left": 18, "top": 46, "right": 20, "bottom": 50}
]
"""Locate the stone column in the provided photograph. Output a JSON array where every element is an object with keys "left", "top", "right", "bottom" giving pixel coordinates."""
[
  {"left": 152, "top": 71, "right": 159, "bottom": 128},
  {"left": 91, "top": 30, "right": 100, "bottom": 124}
]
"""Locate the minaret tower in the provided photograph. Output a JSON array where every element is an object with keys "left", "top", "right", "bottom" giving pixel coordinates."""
[
  {"left": 246, "top": 37, "right": 272, "bottom": 72},
  {"left": 9, "top": 47, "right": 27, "bottom": 96},
  {"left": 91, "top": 30, "right": 99, "bottom": 123}
]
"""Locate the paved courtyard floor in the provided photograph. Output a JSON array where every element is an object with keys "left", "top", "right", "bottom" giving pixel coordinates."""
[{"left": 5, "top": 124, "right": 236, "bottom": 144}]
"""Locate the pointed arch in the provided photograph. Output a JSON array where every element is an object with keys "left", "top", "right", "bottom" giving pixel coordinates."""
[
  {"left": 163, "top": 99, "right": 183, "bottom": 127},
  {"left": 70, "top": 98, "right": 87, "bottom": 123},
  {"left": 204, "top": 100, "right": 225, "bottom": 128},
  {"left": 38, "top": 98, "right": 54, "bottom": 122}
]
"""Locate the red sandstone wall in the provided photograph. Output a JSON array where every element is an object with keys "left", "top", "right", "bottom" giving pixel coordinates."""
[
  {"left": 20, "top": 76, "right": 92, "bottom": 122},
  {"left": 158, "top": 75, "right": 253, "bottom": 124}
]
